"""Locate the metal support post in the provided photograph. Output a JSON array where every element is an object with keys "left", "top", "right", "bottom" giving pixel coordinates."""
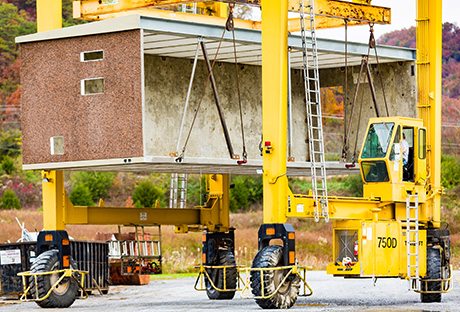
[
  {"left": 261, "top": 0, "right": 289, "bottom": 225},
  {"left": 256, "top": 0, "right": 295, "bottom": 268},
  {"left": 416, "top": 0, "right": 442, "bottom": 227},
  {"left": 42, "top": 171, "right": 66, "bottom": 231}
]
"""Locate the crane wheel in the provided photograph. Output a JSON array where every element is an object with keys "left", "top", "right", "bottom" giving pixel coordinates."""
[
  {"left": 250, "top": 245, "right": 299, "bottom": 309},
  {"left": 205, "top": 249, "right": 237, "bottom": 300},
  {"left": 29, "top": 249, "right": 79, "bottom": 308},
  {"left": 420, "top": 247, "right": 442, "bottom": 303}
]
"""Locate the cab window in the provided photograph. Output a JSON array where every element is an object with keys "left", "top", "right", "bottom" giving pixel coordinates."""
[
  {"left": 361, "top": 123, "right": 395, "bottom": 159},
  {"left": 402, "top": 128, "right": 414, "bottom": 181},
  {"left": 419, "top": 128, "right": 426, "bottom": 159},
  {"left": 361, "top": 161, "right": 389, "bottom": 182}
]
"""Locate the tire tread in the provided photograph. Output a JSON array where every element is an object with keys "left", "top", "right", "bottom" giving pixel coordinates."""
[
  {"left": 420, "top": 247, "right": 442, "bottom": 303},
  {"left": 250, "top": 245, "right": 299, "bottom": 309},
  {"left": 29, "top": 249, "right": 79, "bottom": 308}
]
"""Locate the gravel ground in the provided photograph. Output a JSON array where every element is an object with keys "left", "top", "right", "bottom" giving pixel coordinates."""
[{"left": 1, "top": 271, "right": 459, "bottom": 311}]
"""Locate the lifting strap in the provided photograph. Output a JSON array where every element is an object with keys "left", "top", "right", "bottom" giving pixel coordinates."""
[
  {"left": 175, "top": 30, "right": 226, "bottom": 162},
  {"left": 342, "top": 19, "right": 349, "bottom": 162},
  {"left": 175, "top": 7, "right": 246, "bottom": 164},
  {"left": 342, "top": 23, "right": 390, "bottom": 165},
  {"left": 227, "top": 3, "right": 248, "bottom": 164},
  {"left": 200, "top": 40, "right": 237, "bottom": 159}
]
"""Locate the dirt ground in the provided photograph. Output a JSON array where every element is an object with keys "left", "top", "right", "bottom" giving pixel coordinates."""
[{"left": 1, "top": 271, "right": 458, "bottom": 311}]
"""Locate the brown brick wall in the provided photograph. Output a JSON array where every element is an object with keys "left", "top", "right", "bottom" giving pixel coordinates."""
[{"left": 20, "top": 30, "right": 144, "bottom": 165}]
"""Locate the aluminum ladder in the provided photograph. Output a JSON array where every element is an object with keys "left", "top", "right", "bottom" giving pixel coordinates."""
[
  {"left": 299, "top": 0, "right": 329, "bottom": 222},
  {"left": 406, "top": 194, "right": 420, "bottom": 290},
  {"left": 169, "top": 173, "right": 188, "bottom": 208}
]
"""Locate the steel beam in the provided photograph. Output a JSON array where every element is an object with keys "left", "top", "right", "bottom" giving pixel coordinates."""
[
  {"left": 75, "top": 0, "right": 390, "bottom": 27},
  {"left": 288, "top": 0, "right": 390, "bottom": 23},
  {"left": 64, "top": 174, "right": 230, "bottom": 232}
]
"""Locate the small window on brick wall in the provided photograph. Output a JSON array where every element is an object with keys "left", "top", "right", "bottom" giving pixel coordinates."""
[
  {"left": 81, "top": 78, "right": 104, "bottom": 95},
  {"left": 80, "top": 50, "right": 104, "bottom": 62}
]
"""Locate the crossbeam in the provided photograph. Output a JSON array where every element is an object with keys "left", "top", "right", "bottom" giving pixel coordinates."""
[
  {"left": 74, "top": 0, "right": 390, "bottom": 31},
  {"left": 64, "top": 174, "right": 230, "bottom": 232}
]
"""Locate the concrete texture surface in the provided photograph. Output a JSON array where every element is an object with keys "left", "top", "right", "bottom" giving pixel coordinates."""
[
  {"left": 20, "top": 30, "right": 144, "bottom": 165},
  {"left": 1, "top": 271, "right": 457, "bottom": 311},
  {"left": 144, "top": 54, "right": 414, "bottom": 163},
  {"left": 320, "top": 61, "right": 416, "bottom": 161},
  {"left": 20, "top": 26, "right": 414, "bottom": 171}
]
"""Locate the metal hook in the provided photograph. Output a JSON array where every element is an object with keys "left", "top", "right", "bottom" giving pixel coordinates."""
[{"left": 226, "top": 3, "right": 235, "bottom": 31}]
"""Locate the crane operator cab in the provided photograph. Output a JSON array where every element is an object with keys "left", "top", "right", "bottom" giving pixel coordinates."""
[{"left": 358, "top": 117, "right": 427, "bottom": 203}]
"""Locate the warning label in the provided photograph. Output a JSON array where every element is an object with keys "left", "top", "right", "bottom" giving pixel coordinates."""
[{"left": 0, "top": 249, "right": 21, "bottom": 265}]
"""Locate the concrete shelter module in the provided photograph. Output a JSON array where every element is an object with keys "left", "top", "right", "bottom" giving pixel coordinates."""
[{"left": 16, "top": 14, "right": 415, "bottom": 175}]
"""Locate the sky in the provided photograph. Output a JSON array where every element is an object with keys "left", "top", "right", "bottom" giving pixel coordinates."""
[{"left": 316, "top": 0, "right": 460, "bottom": 43}]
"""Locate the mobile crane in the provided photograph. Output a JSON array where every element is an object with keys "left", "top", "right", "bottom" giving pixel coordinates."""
[{"left": 20, "top": 0, "right": 450, "bottom": 309}]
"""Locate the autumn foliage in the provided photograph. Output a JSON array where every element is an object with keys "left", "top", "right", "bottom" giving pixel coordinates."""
[{"left": 379, "top": 23, "right": 460, "bottom": 154}]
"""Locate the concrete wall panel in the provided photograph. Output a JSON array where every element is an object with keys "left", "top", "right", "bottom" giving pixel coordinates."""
[
  {"left": 143, "top": 55, "right": 309, "bottom": 162},
  {"left": 20, "top": 30, "right": 144, "bottom": 165}
]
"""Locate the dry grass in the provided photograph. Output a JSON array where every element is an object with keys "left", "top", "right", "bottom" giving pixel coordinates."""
[{"left": 0, "top": 209, "right": 457, "bottom": 274}]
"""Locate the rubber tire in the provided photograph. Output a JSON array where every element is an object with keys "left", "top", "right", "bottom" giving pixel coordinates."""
[
  {"left": 420, "top": 247, "right": 442, "bottom": 303},
  {"left": 29, "top": 249, "right": 79, "bottom": 308},
  {"left": 205, "top": 250, "right": 237, "bottom": 300},
  {"left": 250, "top": 245, "right": 299, "bottom": 309}
]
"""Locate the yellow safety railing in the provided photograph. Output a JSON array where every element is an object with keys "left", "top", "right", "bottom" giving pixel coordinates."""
[
  {"left": 18, "top": 269, "right": 89, "bottom": 302},
  {"left": 414, "top": 265, "right": 453, "bottom": 294},
  {"left": 194, "top": 264, "right": 313, "bottom": 299}
]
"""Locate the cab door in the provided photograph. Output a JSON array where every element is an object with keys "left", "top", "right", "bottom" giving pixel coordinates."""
[{"left": 415, "top": 127, "right": 427, "bottom": 183}]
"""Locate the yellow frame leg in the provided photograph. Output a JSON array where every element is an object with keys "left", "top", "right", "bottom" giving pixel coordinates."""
[
  {"left": 37, "top": 0, "right": 62, "bottom": 32},
  {"left": 42, "top": 171, "right": 66, "bottom": 231},
  {"left": 261, "top": 0, "right": 289, "bottom": 224}
]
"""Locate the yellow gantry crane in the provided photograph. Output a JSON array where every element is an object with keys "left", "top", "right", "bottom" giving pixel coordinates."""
[{"left": 24, "top": 0, "right": 450, "bottom": 309}]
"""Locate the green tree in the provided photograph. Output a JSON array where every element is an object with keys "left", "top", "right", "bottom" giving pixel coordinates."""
[
  {"left": 133, "top": 180, "right": 165, "bottom": 208},
  {"left": 230, "top": 176, "right": 263, "bottom": 212},
  {"left": 69, "top": 184, "right": 94, "bottom": 206},
  {"left": 0, "top": 2, "right": 35, "bottom": 67},
  {"left": 0, "top": 2, "right": 35, "bottom": 101},
  {"left": 1, "top": 156, "right": 15, "bottom": 174},
  {"left": 70, "top": 172, "right": 115, "bottom": 202},
  {"left": 0, "top": 189, "right": 21, "bottom": 209},
  {"left": 0, "top": 129, "right": 21, "bottom": 160}
]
